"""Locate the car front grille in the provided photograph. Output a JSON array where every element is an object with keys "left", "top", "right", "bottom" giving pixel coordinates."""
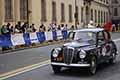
[{"left": 63, "top": 47, "right": 75, "bottom": 64}]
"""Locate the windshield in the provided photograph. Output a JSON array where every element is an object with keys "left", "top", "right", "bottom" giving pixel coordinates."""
[{"left": 74, "top": 31, "right": 96, "bottom": 42}]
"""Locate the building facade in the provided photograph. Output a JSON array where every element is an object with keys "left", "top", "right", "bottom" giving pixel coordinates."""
[
  {"left": 111, "top": 0, "right": 120, "bottom": 24},
  {"left": 0, "top": 0, "right": 110, "bottom": 29}
]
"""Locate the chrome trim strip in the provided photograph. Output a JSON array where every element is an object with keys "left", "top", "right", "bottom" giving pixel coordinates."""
[{"left": 51, "top": 62, "right": 90, "bottom": 67}]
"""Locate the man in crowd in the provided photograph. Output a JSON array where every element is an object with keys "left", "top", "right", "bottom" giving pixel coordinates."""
[
  {"left": 15, "top": 21, "right": 22, "bottom": 33},
  {"left": 39, "top": 24, "right": 46, "bottom": 32}
]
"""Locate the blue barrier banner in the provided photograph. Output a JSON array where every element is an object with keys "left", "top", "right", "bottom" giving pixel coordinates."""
[
  {"left": 11, "top": 34, "right": 25, "bottom": 46},
  {"left": 36, "top": 32, "right": 46, "bottom": 42},
  {"left": 0, "top": 34, "right": 12, "bottom": 47},
  {"left": 45, "top": 31, "right": 53, "bottom": 41},
  {"left": 29, "top": 33, "right": 39, "bottom": 43},
  {"left": 52, "top": 31, "right": 57, "bottom": 40},
  {"left": 0, "top": 30, "right": 69, "bottom": 47},
  {"left": 57, "top": 30, "right": 63, "bottom": 39},
  {"left": 23, "top": 33, "right": 31, "bottom": 46},
  {"left": 62, "top": 30, "right": 68, "bottom": 39}
]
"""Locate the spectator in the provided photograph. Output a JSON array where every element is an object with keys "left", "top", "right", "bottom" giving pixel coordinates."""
[
  {"left": 48, "top": 23, "right": 57, "bottom": 31},
  {"left": 57, "top": 25, "right": 61, "bottom": 30},
  {"left": 76, "top": 23, "right": 80, "bottom": 29},
  {"left": 48, "top": 23, "right": 52, "bottom": 31},
  {"left": 15, "top": 22, "right": 22, "bottom": 33},
  {"left": 1, "top": 25, "right": 10, "bottom": 51},
  {"left": 64, "top": 24, "right": 68, "bottom": 30},
  {"left": 97, "top": 24, "right": 101, "bottom": 28},
  {"left": 53, "top": 23, "right": 57, "bottom": 31},
  {"left": 39, "top": 24, "right": 46, "bottom": 32},
  {"left": 6, "top": 23, "right": 11, "bottom": 34},
  {"left": 103, "top": 22, "right": 112, "bottom": 32},
  {"left": 10, "top": 26, "right": 14, "bottom": 34},
  {"left": 1, "top": 25, "right": 9, "bottom": 35},
  {"left": 28, "top": 24, "right": 36, "bottom": 32},
  {"left": 88, "top": 20, "right": 95, "bottom": 28},
  {"left": 112, "top": 24, "right": 116, "bottom": 32},
  {"left": 70, "top": 25, "right": 75, "bottom": 30},
  {"left": 60, "top": 24, "right": 65, "bottom": 30},
  {"left": 31, "top": 24, "right": 36, "bottom": 32},
  {"left": 21, "top": 22, "right": 29, "bottom": 33},
  {"left": 81, "top": 22, "right": 85, "bottom": 28}
]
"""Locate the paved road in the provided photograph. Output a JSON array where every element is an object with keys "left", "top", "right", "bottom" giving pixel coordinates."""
[
  {"left": 0, "top": 32, "right": 120, "bottom": 80},
  {"left": 6, "top": 33, "right": 120, "bottom": 80},
  {"left": 0, "top": 43, "right": 62, "bottom": 74}
]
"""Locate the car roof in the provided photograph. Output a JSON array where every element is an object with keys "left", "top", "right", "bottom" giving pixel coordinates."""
[{"left": 73, "top": 28, "right": 104, "bottom": 33}]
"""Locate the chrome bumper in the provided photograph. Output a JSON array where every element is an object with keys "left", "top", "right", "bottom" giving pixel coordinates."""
[{"left": 51, "top": 62, "right": 90, "bottom": 67}]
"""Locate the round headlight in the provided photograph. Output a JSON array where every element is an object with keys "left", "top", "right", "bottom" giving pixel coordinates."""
[
  {"left": 79, "top": 50, "right": 86, "bottom": 59},
  {"left": 52, "top": 49, "right": 59, "bottom": 58}
]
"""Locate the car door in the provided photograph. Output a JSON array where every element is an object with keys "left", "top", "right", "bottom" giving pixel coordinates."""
[
  {"left": 96, "top": 31, "right": 107, "bottom": 62},
  {"left": 103, "top": 31, "right": 113, "bottom": 57}
]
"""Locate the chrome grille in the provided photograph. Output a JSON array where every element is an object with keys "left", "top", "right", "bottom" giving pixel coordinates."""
[{"left": 63, "top": 47, "right": 74, "bottom": 64}]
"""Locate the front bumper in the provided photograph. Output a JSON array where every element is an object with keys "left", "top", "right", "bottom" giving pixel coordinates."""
[{"left": 51, "top": 62, "right": 90, "bottom": 67}]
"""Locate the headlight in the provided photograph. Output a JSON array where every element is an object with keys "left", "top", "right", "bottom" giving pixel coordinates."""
[
  {"left": 79, "top": 50, "right": 86, "bottom": 59},
  {"left": 52, "top": 48, "right": 61, "bottom": 58}
]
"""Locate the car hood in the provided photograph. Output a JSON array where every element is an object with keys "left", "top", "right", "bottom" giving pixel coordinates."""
[{"left": 63, "top": 41, "right": 91, "bottom": 48}]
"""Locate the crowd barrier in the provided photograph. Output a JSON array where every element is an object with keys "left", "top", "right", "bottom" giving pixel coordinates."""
[{"left": 0, "top": 30, "right": 68, "bottom": 47}]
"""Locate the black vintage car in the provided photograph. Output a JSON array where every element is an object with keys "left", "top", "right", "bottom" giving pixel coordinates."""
[{"left": 51, "top": 28, "right": 117, "bottom": 75}]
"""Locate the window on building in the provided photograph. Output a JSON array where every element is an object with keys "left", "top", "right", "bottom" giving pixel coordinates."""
[
  {"left": 52, "top": 1, "right": 57, "bottom": 22},
  {"left": 75, "top": 6, "right": 79, "bottom": 22},
  {"left": 98, "top": 10, "right": 100, "bottom": 23},
  {"left": 114, "top": 8, "right": 118, "bottom": 16},
  {"left": 104, "top": 11, "right": 106, "bottom": 23},
  {"left": 106, "top": 12, "right": 109, "bottom": 22},
  {"left": 112, "top": 0, "right": 118, "bottom": 3},
  {"left": 101, "top": 11, "right": 103, "bottom": 23},
  {"left": 91, "top": 9, "right": 93, "bottom": 21},
  {"left": 41, "top": 0, "right": 47, "bottom": 22},
  {"left": 61, "top": 3, "right": 65, "bottom": 22},
  {"left": 81, "top": 7, "right": 84, "bottom": 22},
  {"left": 20, "top": 0, "right": 28, "bottom": 21},
  {"left": 95, "top": 10, "right": 97, "bottom": 23},
  {"left": 5, "top": 0, "right": 13, "bottom": 21},
  {"left": 69, "top": 5, "right": 72, "bottom": 22},
  {"left": 106, "top": 0, "right": 108, "bottom": 4}
]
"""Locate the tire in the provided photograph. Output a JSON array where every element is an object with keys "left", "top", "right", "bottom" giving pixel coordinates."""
[
  {"left": 89, "top": 57, "right": 97, "bottom": 75},
  {"left": 52, "top": 65, "right": 61, "bottom": 74},
  {"left": 109, "top": 53, "right": 116, "bottom": 64}
]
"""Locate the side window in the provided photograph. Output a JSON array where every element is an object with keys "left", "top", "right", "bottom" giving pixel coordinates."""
[
  {"left": 68, "top": 31, "right": 75, "bottom": 40},
  {"left": 97, "top": 31, "right": 105, "bottom": 44},
  {"left": 97, "top": 31, "right": 104, "bottom": 41},
  {"left": 104, "top": 31, "right": 111, "bottom": 41}
]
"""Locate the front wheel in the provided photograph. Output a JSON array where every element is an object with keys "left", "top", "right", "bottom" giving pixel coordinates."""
[
  {"left": 109, "top": 53, "right": 116, "bottom": 64},
  {"left": 89, "top": 57, "right": 97, "bottom": 75},
  {"left": 52, "top": 65, "right": 61, "bottom": 74}
]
